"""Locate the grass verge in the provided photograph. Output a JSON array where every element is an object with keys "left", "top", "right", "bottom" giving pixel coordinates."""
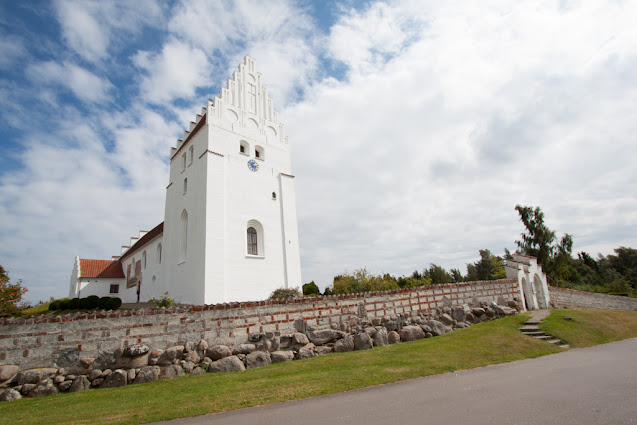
[
  {"left": 540, "top": 309, "right": 637, "bottom": 348},
  {"left": 1, "top": 309, "right": 635, "bottom": 424}
]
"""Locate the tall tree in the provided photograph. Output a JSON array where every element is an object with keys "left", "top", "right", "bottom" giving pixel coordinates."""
[
  {"left": 514, "top": 205, "right": 556, "bottom": 270},
  {"left": 514, "top": 205, "right": 573, "bottom": 284}
]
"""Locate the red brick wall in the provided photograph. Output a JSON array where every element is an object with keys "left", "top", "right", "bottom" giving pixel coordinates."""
[{"left": 0, "top": 279, "right": 520, "bottom": 369}]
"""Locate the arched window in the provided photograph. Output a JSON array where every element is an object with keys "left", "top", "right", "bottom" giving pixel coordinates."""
[
  {"left": 272, "top": 192, "right": 276, "bottom": 200},
  {"left": 143, "top": 251, "right": 147, "bottom": 269},
  {"left": 157, "top": 243, "right": 162, "bottom": 264},
  {"left": 189, "top": 146, "right": 194, "bottom": 165},
  {"left": 180, "top": 210, "right": 188, "bottom": 262},
  {"left": 183, "top": 178, "right": 188, "bottom": 194},
  {"left": 240, "top": 140, "right": 249, "bottom": 155},
  {"left": 247, "top": 227, "right": 257, "bottom": 255},
  {"left": 246, "top": 220, "right": 264, "bottom": 256},
  {"left": 255, "top": 145, "right": 264, "bottom": 159}
]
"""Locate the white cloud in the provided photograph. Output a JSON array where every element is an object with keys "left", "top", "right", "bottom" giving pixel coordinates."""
[
  {"left": 53, "top": 0, "right": 164, "bottom": 63},
  {"left": 283, "top": 0, "right": 637, "bottom": 288},
  {"left": 0, "top": 35, "right": 27, "bottom": 70},
  {"left": 26, "top": 61, "right": 113, "bottom": 103},
  {"left": 133, "top": 39, "right": 211, "bottom": 104},
  {"left": 168, "top": 0, "right": 318, "bottom": 105}
]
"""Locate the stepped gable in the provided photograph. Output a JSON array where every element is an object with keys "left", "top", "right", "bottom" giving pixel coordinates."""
[
  {"left": 208, "top": 55, "right": 287, "bottom": 144},
  {"left": 119, "top": 222, "right": 164, "bottom": 260},
  {"left": 79, "top": 259, "right": 124, "bottom": 278}
]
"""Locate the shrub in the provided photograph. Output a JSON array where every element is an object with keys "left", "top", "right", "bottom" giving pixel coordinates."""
[
  {"left": 85, "top": 295, "right": 100, "bottom": 310},
  {"left": 302, "top": 281, "right": 320, "bottom": 296},
  {"left": 58, "top": 299, "right": 71, "bottom": 311},
  {"left": 78, "top": 298, "right": 90, "bottom": 310},
  {"left": 98, "top": 296, "right": 112, "bottom": 310},
  {"left": 149, "top": 292, "right": 176, "bottom": 308},
  {"left": 332, "top": 268, "right": 400, "bottom": 295},
  {"left": 106, "top": 297, "right": 122, "bottom": 310},
  {"left": 269, "top": 287, "right": 301, "bottom": 300},
  {"left": 48, "top": 300, "right": 61, "bottom": 311},
  {"left": 68, "top": 298, "right": 81, "bottom": 310}
]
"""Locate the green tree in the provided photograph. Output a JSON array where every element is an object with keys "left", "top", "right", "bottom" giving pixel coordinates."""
[
  {"left": 514, "top": 205, "right": 556, "bottom": 270},
  {"left": 302, "top": 281, "right": 320, "bottom": 296},
  {"left": 466, "top": 250, "right": 506, "bottom": 281},
  {"left": 332, "top": 268, "right": 400, "bottom": 294},
  {"left": 423, "top": 264, "right": 452, "bottom": 284},
  {"left": 0, "top": 265, "right": 28, "bottom": 316},
  {"left": 514, "top": 205, "right": 574, "bottom": 284}
]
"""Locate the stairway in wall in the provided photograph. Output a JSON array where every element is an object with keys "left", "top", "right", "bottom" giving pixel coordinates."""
[{"left": 519, "top": 316, "right": 570, "bottom": 349}]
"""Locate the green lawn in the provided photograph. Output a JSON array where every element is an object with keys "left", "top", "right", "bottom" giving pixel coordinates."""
[
  {"left": 1, "top": 309, "right": 636, "bottom": 425},
  {"left": 540, "top": 308, "right": 637, "bottom": 348}
]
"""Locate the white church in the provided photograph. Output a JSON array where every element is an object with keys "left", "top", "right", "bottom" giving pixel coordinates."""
[{"left": 69, "top": 56, "right": 302, "bottom": 305}]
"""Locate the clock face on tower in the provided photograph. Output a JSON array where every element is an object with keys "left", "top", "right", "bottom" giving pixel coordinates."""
[{"left": 247, "top": 159, "right": 259, "bottom": 172}]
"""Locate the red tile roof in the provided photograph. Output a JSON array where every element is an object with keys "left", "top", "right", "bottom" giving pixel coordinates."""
[
  {"left": 120, "top": 222, "right": 164, "bottom": 261},
  {"left": 80, "top": 259, "right": 125, "bottom": 278}
]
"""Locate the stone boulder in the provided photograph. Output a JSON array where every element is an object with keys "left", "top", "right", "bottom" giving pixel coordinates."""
[
  {"left": 191, "top": 367, "right": 206, "bottom": 376},
  {"left": 88, "top": 369, "right": 102, "bottom": 381},
  {"left": 207, "top": 345, "right": 232, "bottom": 360},
  {"left": 0, "top": 365, "right": 19, "bottom": 382},
  {"left": 148, "top": 349, "right": 163, "bottom": 366},
  {"left": 13, "top": 368, "right": 57, "bottom": 385},
  {"left": 0, "top": 389, "right": 22, "bottom": 402},
  {"left": 472, "top": 307, "right": 485, "bottom": 316},
  {"left": 68, "top": 375, "right": 91, "bottom": 392},
  {"left": 451, "top": 306, "right": 467, "bottom": 323},
  {"left": 307, "top": 329, "right": 343, "bottom": 345},
  {"left": 157, "top": 345, "right": 184, "bottom": 365},
  {"left": 119, "top": 353, "right": 149, "bottom": 369},
  {"left": 160, "top": 364, "right": 185, "bottom": 380},
  {"left": 246, "top": 351, "right": 272, "bottom": 369},
  {"left": 399, "top": 325, "right": 426, "bottom": 342},
  {"left": 333, "top": 335, "right": 355, "bottom": 353},
  {"left": 123, "top": 344, "right": 149, "bottom": 358},
  {"left": 439, "top": 314, "right": 455, "bottom": 326},
  {"left": 198, "top": 339, "right": 209, "bottom": 352},
  {"left": 456, "top": 322, "right": 470, "bottom": 329},
  {"left": 232, "top": 344, "right": 256, "bottom": 355},
  {"left": 27, "top": 378, "right": 59, "bottom": 398},
  {"left": 426, "top": 320, "right": 452, "bottom": 336},
  {"left": 354, "top": 333, "right": 373, "bottom": 350},
  {"left": 292, "top": 333, "right": 309, "bottom": 347},
  {"left": 101, "top": 369, "right": 128, "bottom": 388},
  {"left": 271, "top": 351, "right": 295, "bottom": 363},
  {"left": 316, "top": 346, "right": 333, "bottom": 355},
  {"left": 295, "top": 348, "right": 317, "bottom": 360},
  {"left": 58, "top": 380, "right": 72, "bottom": 391},
  {"left": 387, "top": 331, "right": 400, "bottom": 344},
  {"left": 20, "top": 384, "right": 35, "bottom": 395},
  {"left": 133, "top": 366, "right": 161, "bottom": 384},
  {"left": 209, "top": 356, "right": 246, "bottom": 373},
  {"left": 373, "top": 327, "right": 388, "bottom": 347}
]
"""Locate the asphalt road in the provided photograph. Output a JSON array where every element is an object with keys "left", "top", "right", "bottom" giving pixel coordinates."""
[{"left": 158, "top": 337, "right": 637, "bottom": 425}]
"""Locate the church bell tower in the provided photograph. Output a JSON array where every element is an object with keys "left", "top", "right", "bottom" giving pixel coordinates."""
[{"left": 162, "top": 56, "right": 302, "bottom": 304}]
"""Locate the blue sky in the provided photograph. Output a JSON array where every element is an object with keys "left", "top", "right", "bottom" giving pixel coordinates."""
[{"left": 1, "top": 0, "right": 636, "bottom": 304}]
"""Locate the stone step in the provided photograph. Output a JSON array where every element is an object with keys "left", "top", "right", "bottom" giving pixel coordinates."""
[
  {"left": 519, "top": 326, "right": 541, "bottom": 332},
  {"left": 524, "top": 320, "right": 541, "bottom": 325},
  {"left": 533, "top": 335, "right": 552, "bottom": 340},
  {"left": 559, "top": 344, "right": 570, "bottom": 349},
  {"left": 522, "top": 331, "right": 546, "bottom": 336},
  {"left": 547, "top": 339, "right": 563, "bottom": 345}
]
